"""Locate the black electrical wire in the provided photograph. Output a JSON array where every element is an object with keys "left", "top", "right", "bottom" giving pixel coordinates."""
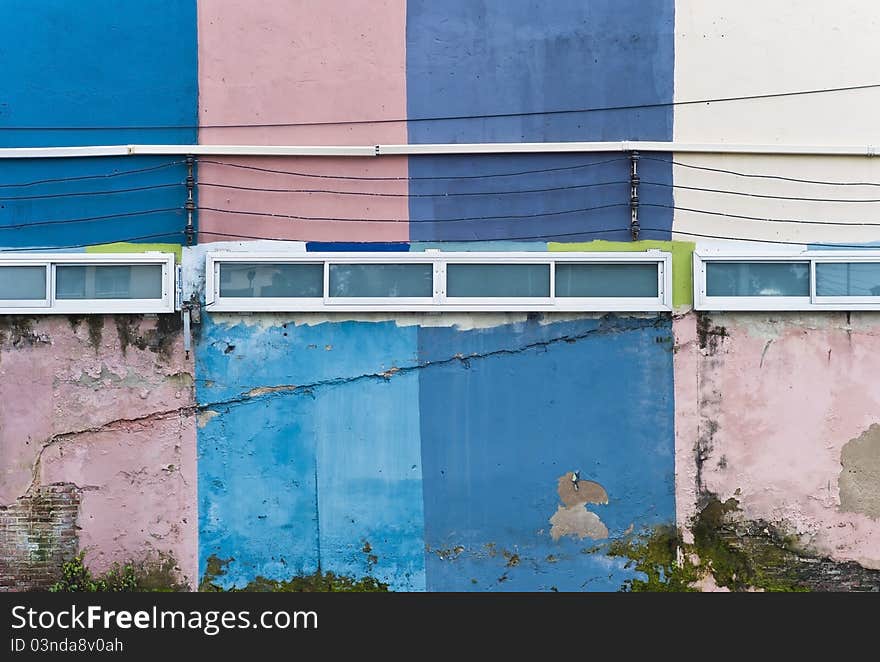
[
  {"left": 197, "top": 157, "right": 627, "bottom": 181},
  {"left": 197, "top": 179, "right": 629, "bottom": 198},
  {"left": 198, "top": 203, "right": 627, "bottom": 224},
  {"left": 199, "top": 227, "right": 631, "bottom": 243},
  {"left": 1, "top": 231, "right": 185, "bottom": 252},
  {"left": 0, "top": 160, "right": 185, "bottom": 189},
  {"left": 641, "top": 180, "right": 880, "bottom": 203},
  {"left": 0, "top": 182, "right": 182, "bottom": 202},
  {"left": 0, "top": 208, "right": 181, "bottom": 231},
  {"left": 640, "top": 227, "right": 880, "bottom": 249},
  {"left": 642, "top": 156, "right": 880, "bottom": 187},
  {"left": 2, "top": 83, "right": 878, "bottom": 130},
  {"left": 643, "top": 203, "right": 880, "bottom": 227}
]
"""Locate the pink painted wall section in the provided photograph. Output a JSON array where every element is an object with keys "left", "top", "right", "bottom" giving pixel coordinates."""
[
  {"left": 0, "top": 317, "right": 197, "bottom": 587},
  {"left": 196, "top": 157, "right": 409, "bottom": 243},
  {"left": 674, "top": 312, "right": 880, "bottom": 570},
  {"left": 197, "top": 0, "right": 409, "bottom": 243}
]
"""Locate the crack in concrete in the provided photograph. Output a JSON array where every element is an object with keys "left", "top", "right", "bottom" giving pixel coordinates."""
[
  {"left": 197, "top": 316, "right": 666, "bottom": 412},
  {"left": 19, "top": 316, "right": 665, "bottom": 503}
]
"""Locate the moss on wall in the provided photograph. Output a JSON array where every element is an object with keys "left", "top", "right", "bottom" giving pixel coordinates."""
[
  {"left": 199, "top": 555, "right": 389, "bottom": 592},
  {"left": 607, "top": 495, "right": 880, "bottom": 592}
]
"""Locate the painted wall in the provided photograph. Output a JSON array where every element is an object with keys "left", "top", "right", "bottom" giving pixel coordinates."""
[
  {"left": 0, "top": 315, "right": 196, "bottom": 588},
  {"left": 3, "top": 0, "right": 880, "bottom": 593},
  {"left": 194, "top": 0, "right": 679, "bottom": 592},
  {"left": 668, "top": 1, "right": 880, "bottom": 591},
  {"left": 0, "top": 2, "right": 198, "bottom": 589},
  {"left": 406, "top": 0, "right": 674, "bottom": 243},
  {"left": 672, "top": 1, "right": 880, "bottom": 246},
  {"left": 196, "top": 0, "right": 409, "bottom": 243},
  {"left": 0, "top": 1, "right": 197, "bottom": 248}
]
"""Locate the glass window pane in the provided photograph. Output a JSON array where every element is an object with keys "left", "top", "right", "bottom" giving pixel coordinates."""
[
  {"left": 556, "top": 263, "right": 658, "bottom": 297},
  {"left": 220, "top": 263, "right": 323, "bottom": 298},
  {"left": 706, "top": 262, "right": 809, "bottom": 297},
  {"left": 816, "top": 262, "right": 880, "bottom": 297},
  {"left": 447, "top": 263, "right": 550, "bottom": 297},
  {"left": 329, "top": 263, "right": 432, "bottom": 298},
  {"left": 56, "top": 264, "right": 163, "bottom": 299},
  {"left": 0, "top": 266, "right": 46, "bottom": 300}
]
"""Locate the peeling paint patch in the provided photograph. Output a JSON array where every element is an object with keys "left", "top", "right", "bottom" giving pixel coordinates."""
[
  {"left": 245, "top": 384, "right": 298, "bottom": 398},
  {"left": 550, "top": 507, "right": 609, "bottom": 541},
  {"left": 197, "top": 410, "right": 220, "bottom": 429},
  {"left": 839, "top": 424, "right": 880, "bottom": 519},
  {"left": 550, "top": 472, "right": 609, "bottom": 541},
  {"left": 557, "top": 471, "right": 608, "bottom": 508}
]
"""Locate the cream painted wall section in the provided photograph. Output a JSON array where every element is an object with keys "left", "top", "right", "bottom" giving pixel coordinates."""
[{"left": 673, "top": 1, "right": 880, "bottom": 245}]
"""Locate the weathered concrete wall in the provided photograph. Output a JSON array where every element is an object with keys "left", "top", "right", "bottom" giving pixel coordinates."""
[
  {"left": 194, "top": 0, "right": 679, "bottom": 592},
  {"left": 674, "top": 312, "right": 880, "bottom": 589},
  {"left": 0, "top": 0, "right": 198, "bottom": 590},
  {"left": 0, "top": 316, "right": 197, "bottom": 590},
  {"left": 196, "top": 312, "right": 675, "bottom": 591}
]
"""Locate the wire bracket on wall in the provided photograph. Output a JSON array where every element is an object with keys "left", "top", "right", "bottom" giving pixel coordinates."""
[
  {"left": 185, "top": 155, "right": 196, "bottom": 245},
  {"left": 629, "top": 150, "right": 640, "bottom": 241}
]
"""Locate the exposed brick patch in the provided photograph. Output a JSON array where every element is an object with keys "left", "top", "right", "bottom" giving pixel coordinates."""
[{"left": 0, "top": 483, "right": 80, "bottom": 592}]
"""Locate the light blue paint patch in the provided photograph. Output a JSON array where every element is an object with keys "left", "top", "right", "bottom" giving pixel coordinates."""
[
  {"left": 808, "top": 241, "right": 880, "bottom": 250},
  {"left": 410, "top": 241, "right": 547, "bottom": 252},
  {"left": 198, "top": 395, "right": 320, "bottom": 588},
  {"left": 197, "top": 315, "right": 426, "bottom": 590},
  {"left": 417, "top": 315, "right": 675, "bottom": 591},
  {"left": 315, "top": 375, "right": 426, "bottom": 591}
]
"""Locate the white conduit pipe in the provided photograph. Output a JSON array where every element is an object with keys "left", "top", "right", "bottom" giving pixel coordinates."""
[{"left": 0, "top": 142, "right": 877, "bottom": 159}]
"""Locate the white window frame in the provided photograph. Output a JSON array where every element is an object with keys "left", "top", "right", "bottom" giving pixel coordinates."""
[
  {"left": 0, "top": 253, "right": 176, "bottom": 314},
  {"left": 694, "top": 249, "right": 880, "bottom": 311},
  {"left": 205, "top": 251, "right": 672, "bottom": 312}
]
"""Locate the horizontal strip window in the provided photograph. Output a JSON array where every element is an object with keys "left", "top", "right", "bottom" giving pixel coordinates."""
[
  {"left": 0, "top": 253, "right": 175, "bottom": 314},
  {"left": 206, "top": 251, "right": 672, "bottom": 312},
  {"left": 695, "top": 250, "right": 880, "bottom": 311}
]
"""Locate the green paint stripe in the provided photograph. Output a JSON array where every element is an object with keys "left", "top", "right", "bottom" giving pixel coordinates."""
[
  {"left": 85, "top": 242, "right": 182, "bottom": 264},
  {"left": 548, "top": 240, "right": 695, "bottom": 307}
]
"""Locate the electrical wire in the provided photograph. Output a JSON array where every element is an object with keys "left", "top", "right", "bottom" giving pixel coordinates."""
[
  {"left": 642, "top": 156, "right": 880, "bottom": 187},
  {"left": 196, "top": 157, "right": 627, "bottom": 181},
  {"left": 643, "top": 203, "right": 880, "bottom": 227},
  {"left": 640, "top": 227, "right": 880, "bottom": 249},
  {"left": 199, "top": 227, "right": 631, "bottom": 243},
  {"left": 198, "top": 203, "right": 627, "bottom": 224},
  {"left": 197, "top": 180, "right": 628, "bottom": 198},
  {"left": 0, "top": 208, "right": 181, "bottom": 231},
  {"left": 0, "top": 182, "right": 182, "bottom": 202},
  {"left": 2, "top": 83, "right": 878, "bottom": 130},
  {"left": 0, "top": 160, "right": 185, "bottom": 189},
  {"left": 0, "top": 231, "right": 185, "bottom": 252},
  {"left": 641, "top": 180, "right": 880, "bottom": 203}
]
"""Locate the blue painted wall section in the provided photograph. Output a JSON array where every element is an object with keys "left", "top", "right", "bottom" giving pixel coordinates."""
[
  {"left": 197, "top": 317, "right": 427, "bottom": 591},
  {"left": 418, "top": 316, "right": 675, "bottom": 591},
  {"left": 195, "top": 1, "right": 679, "bottom": 591},
  {"left": 406, "top": 0, "right": 674, "bottom": 242},
  {"left": 0, "top": 1, "right": 197, "bottom": 248}
]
